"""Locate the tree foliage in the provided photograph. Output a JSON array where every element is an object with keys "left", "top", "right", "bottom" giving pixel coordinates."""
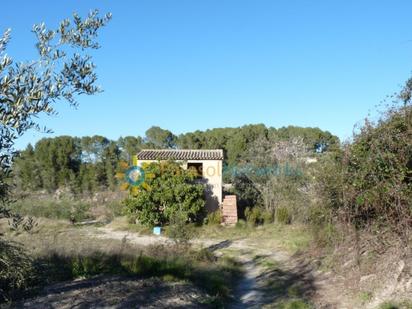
[
  {"left": 13, "top": 136, "right": 120, "bottom": 194},
  {"left": 230, "top": 134, "right": 311, "bottom": 222},
  {"left": 145, "top": 126, "right": 177, "bottom": 149},
  {"left": 123, "top": 161, "right": 205, "bottom": 226},
  {"left": 315, "top": 80, "right": 412, "bottom": 236},
  {"left": 177, "top": 124, "right": 338, "bottom": 165},
  {"left": 0, "top": 11, "right": 110, "bottom": 299},
  {"left": 0, "top": 239, "right": 34, "bottom": 301},
  {"left": 13, "top": 125, "right": 339, "bottom": 196},
  {"left": 342, "top": 102, "right": 412, "bottom": 231},
  {"left": 1, "top": 10, "right": 111, "bottom": 217}
]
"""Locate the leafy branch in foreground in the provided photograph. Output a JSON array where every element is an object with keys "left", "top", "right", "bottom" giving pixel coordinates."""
[{"left": 0, "top": 10, "right": 111, "bottom": 220}]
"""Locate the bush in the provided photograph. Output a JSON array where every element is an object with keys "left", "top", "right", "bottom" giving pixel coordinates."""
[
  {"left": 123, "top": 161, "right": 205, "bottom": 227},
  {"left": 167, "top": 211, "right": 196, "bottom": 245},
  {"left": 232, "top": 174, "right": 263, "bottom": 214},
  {"left": 0, "top": 240, "right": 35, "bottom": 302},
  {"left": 235, "top": 219, "right": 247, "bottom": 229},
  {"left": 307, "top": 205, "right": 338, "bottom": 246},
  {"left": 276, "top": 207, "right": 291, "bottom": 224},
  {"left": 262, "top": 210, "right": 274, "bottom": 224},
  {"left": 343, "top": 103, "right": 412, "bottom": 232},
  {"left": 245, "top": 207, "right": 262, "bottom": 226},
  {"left": 315, "top": 100, "right": 412, "bottom": 235},
  {"left": 105, "top": 200, "right": 124, "bottom": 217},
  {"left": 205, "top": 210, "right": 222, "bottom": 225},
  {"left": 313, "top": 154, "right": 344, "bottom": 212}
]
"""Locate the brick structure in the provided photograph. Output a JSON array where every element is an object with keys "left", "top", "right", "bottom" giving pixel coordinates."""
[{"left": 222, "top": 195, "right": 238, "bottom": 225}]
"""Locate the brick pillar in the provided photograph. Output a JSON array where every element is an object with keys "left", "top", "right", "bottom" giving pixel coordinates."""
[{"left": 222, "top": 195, "right": 238, "bottom": 225}]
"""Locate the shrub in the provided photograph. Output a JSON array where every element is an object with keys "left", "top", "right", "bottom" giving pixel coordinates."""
[
  {"left": 307, "top": 205, "right": 338, "bottom": 246},
  {"left": 276, "top": 207, "right": 291, "bottom": 224},
  {"left": 105, "top": 200, "right": 124, "bottom": 217},
  {"left": 245, "top": 207, "right": 262, "bottom": 226},
  {"left": 123, "top": 161, "right": 205, "bottom": 227},
  {"left": 167, "top": 211, "right": 196, "bottom": 245},
  {"left": 235, "top": 219, "right": 247, "bottom": 229},
  {"left": 313, "top": 154, "right": 344, "bottom": 212},
  {"left": 205, "top": 210, "right": 222, "bottom": 225},
  {"left": 312, "top": 222, "right": 340, "bottom": 247},
  {"left": 343, "top": 103, "right": 412, "bottom": 232},
  {"left": 262, "top": 210, "right": 274, "bottom": 224},
  {"left": 232, "top": 174, "right": 263, "bottom": 214},
  {"left": 315, "top": 100, "right": 412, "bottom": 235},
  {"left": 0, "top": 240, "right": 35, "bottom": 302}
]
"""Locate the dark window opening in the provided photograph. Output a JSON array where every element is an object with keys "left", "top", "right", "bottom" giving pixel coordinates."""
[{"left": 187, "top": 162, "right": 203, "bottom": 178}]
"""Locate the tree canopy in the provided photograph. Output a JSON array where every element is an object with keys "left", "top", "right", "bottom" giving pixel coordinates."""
[
  {"left": 12, "top": 124, "right": 339, "bottom": 195},
  {"left": 1, "top": 10, "right": 111, "bottom": 214},
  {"left": 123, "top": 161, "right": 205, "bottom": 226}
]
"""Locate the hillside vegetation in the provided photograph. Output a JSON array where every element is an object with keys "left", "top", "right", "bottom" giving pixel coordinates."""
[
  {"left": 12, "top": 125, "right": 337, "bottom": 194},
  {"left": 3, "top": 82, "right": 412, "bottom": 307}
]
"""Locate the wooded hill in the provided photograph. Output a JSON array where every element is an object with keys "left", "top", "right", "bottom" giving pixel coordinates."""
[{"left": 12, "top": 125, "right": 338, "bottom": 194}]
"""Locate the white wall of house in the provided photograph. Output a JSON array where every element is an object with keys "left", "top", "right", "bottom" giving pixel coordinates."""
[{"left": 188, "top": 159, "right": 222, "bottom": 212}]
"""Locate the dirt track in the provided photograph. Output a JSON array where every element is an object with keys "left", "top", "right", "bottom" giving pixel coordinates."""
[
  {"left": 15, "top": 277, "right": 209, "bottom": 309},
  {"left": 92, "top": 227, "right": 293, "bottom": 308}
]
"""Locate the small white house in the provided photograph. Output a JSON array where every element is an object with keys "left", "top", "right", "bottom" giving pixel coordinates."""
[{"left": 136, "top": 149, "right": 223, "bottom": 212}]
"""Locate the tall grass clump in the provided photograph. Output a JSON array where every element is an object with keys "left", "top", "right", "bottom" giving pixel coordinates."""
[
  {"left": 204, "top": 210, "right": 222, "bottom": 225},
  {"left": 245, "top": 207, "right": 262, "bottom": 226},
  {"left": 276, "top": 206, "right": 292, "bottom": 225}
]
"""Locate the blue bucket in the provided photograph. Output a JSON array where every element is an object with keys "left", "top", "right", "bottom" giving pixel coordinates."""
[{"left": 153, "top": 226, "right": 161, "bottom": 235}]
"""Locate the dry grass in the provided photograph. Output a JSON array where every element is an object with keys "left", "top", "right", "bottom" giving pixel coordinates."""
[
  {"left": 1, "top": 218, "right": 242, "bottom": 306},
  {"left": 104, "top": 216, "right": 152, "bottom": 235},
  {"left": 198, "top": 223, "right": 312, "bottom": 254}
]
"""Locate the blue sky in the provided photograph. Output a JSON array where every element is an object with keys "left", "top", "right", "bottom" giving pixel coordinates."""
[{"left": 2, "top": 1, "right": 412, "bottom": 149}]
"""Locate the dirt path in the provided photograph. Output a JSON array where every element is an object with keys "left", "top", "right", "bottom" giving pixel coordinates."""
[
  {"left": 92, "top": 226, "right": 173, "bottom": 246},
  {"left": 229, "top": 256, "right": 265, "bottom": 308},
  {"left": 91, "top": 226, "right": 290, "bottom": 308}
]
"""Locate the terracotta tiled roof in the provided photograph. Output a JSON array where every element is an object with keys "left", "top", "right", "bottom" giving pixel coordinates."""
[{"left": 137, "top": 149, "right": 224, "bottom": 161}]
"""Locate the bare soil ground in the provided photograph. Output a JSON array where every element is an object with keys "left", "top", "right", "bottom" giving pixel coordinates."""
[
  {"left": 92, "top": 226, "right": 313, "bottom": 308},
  {"left": 14, "top": 277, "right": 210, "bottom": 308},
  {"left": 4, "top": 220, "right": 411, "bottom": 309},
  {"left": 82, "top": 225, "right": 412, "bottom": 308}
]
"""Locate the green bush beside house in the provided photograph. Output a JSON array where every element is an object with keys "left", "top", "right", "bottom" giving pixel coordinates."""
[{"left": 123, "top": 161, "right": 206, "bottom": 227}]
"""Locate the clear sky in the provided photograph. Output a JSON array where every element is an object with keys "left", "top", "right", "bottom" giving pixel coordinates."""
[{"left": 2, "top": 0, "right": 412, "bottom": 149}]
